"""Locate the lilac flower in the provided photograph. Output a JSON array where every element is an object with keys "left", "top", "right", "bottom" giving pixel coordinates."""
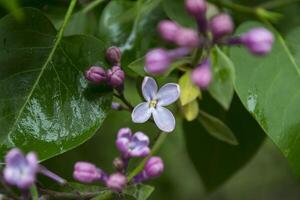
[
  {"left": 185, "top": 0, "right": 207, "bottom": 19},
  {"left": 73, "top": 162, "right": 107, "bottom": 183},
  {"left": 107, "top": 66, "right": 125, "bottom": 91},
  {"left": 3, "top": 149, "right": 38, "bottom": 189},
  {"left": 191, "top": 59, "right": 212, "bottom": 89},
  {"left": 158, "top": 20, "right": 180, "bottom": 43},
  {"left": 106, "top": 46, "right": 121, "bottom": 66},
  {"left": 115, "top": 128, "right": 150, "bottom": 158},
  {"left": 3, "top": 148, "right": 66, "bottom": 189},
  {"left": 132, "top": 77, "right": 180, "bottom": 132},
  {"left": 106, "top": 173, "right": 127, "bottom": 192},
  {"left": 175, "top": 27, "right": 200, "bottom": 48},
  {"left": 209, "top": 14, "right": 234, "bottom": 39}
]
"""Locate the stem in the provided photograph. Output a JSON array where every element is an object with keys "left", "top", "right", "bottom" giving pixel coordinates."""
[
  {"left": 39, "top": 188, "right": 103, "bottom": 199},
  {"left": 57, "top": 0, "right": 77, "bottom": 40},
  {"left": 259, "top": 0, "right": 300, "bottom": 9},
  {"left": 113, "top": 92, "right": 134, "bottom": 111},
  {"left": 127, "top": 132, "right": 168, "bottom": 181},
  {"left": 82, "top": 0, "right": 107, "bottom": 14}
]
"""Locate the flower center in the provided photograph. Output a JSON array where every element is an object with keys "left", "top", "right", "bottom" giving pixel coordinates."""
[{"left": 149, "top": 100, "right": 157, "bottom": 108}]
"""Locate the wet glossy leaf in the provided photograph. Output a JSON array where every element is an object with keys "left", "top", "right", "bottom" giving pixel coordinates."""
[
  {"left": 209, "top": 47, "right": 235, "bottom": 110},
  {"left": 198, "top": 110, "right": 238, "bottom": 145},
  {"left": 0, "top": 8, "right": 112, "bottom": 160},
  {"left": 179, "top": 71, "right": 201, "bottom": 106},
  {"left": 231, "top": 22, "right": 300, "bottom": 177},
  {"left": 183, "top": 94, "right": 265, "bottom": 190},
  {"left": 182, "top": 100, "right": 199, "bottom": 121}
]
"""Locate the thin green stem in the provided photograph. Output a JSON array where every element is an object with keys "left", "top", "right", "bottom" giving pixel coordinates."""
[
  {"left": 82, "top": 0, "right": 107, "bottom": 14},
  {"left": 127, "top": 133, "right": 168, "bottom": 181},
  {"left": 259, "top": 0, "right": 300, "bottom": 9}
]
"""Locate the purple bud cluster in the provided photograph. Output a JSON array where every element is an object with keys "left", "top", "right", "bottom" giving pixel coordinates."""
[
  {"left": 85, "top": 46, "right": 125, "bottom": 91},
  {"left": 73, "top": 128, "right": 164, "bottom": 193},
  {"left": 3, "top": 148, "right": 66, "bottom": 190},
  {"left": 145, "top": 0, "right": 274, "bottom": 89}
]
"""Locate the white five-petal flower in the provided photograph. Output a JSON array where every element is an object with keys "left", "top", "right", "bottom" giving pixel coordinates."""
[{"left": 131, "top": 77, "right": 180, "bottom": 132}]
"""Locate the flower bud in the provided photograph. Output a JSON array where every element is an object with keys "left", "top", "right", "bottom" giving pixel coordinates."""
[
  {"left": 145, "top": 48, "right": 171, "bottom": 75},
  {"left": 73, "top": 162, "right": 102, "bottom": 183},
  {"left": 111, "top": 102, "right": 122, "bottom": 110},
  {"left": 113, "top": 157, "right": 126, "bottom": 171},
  {"left": 107, "top": 66, "right": 125, "bottom": 90},
  {"left": 241, "top": 28, "right": 274, "bottom": 56},
  {"left": 106, "top": 173, "right": 127, "bottom": 192},
  {"left": 85, "top": 66, "right": 107, "bottom": 84},
  {"left": 210, "top": 14, "right": 234, "bottom": 39},
  {"left": 106, "top": 46, "right": 121, "bottom": 66},
  {"left": 185, "top": 0, "right": 207, "bottom": 18},
  {"left": 175, "top": 28, "right": 200, "bottom": 48},
  {"left": 191, "top": 60, "right": 212, "bottom": 89},
  {"left": 158, "top": 20, "right": 180, "bottom": 43},
  {"left": 144, "top": 157, "right": 164, "bottom": 179}
]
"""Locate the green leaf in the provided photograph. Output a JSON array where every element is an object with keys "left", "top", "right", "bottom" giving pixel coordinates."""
[
  {"left": 99, "top": 0, "right": 165, "bottom": 65},
  {"left": 123, "top": 184, "right": 155, "bottom": 200},
  {"left": 182, "top": 100, "right": 199, "bottom": 121},
  {"left": 183, "top": 94, "right": 265, "bottom": 190},
  {"left": 198, "top": 110, "right": 238, "bottom": 145},
  {"left": 0, "top": 0, "right": 23, "bottom": 20},
  {"left": 179, "top": 71, "right": 201, "bottom": 106},
  {"left": 30, "top": 185, "right": 39, "bottom": 200},
  {"left": 0, "top": 8, "right": 112, "bottom": 160},
  {"left": 231, "top": 22, "right": 300, "bottom": 177},
  {"left": 209, "top": 47, "right": 235, "bottom": 110},
  {"left": 128, "top": 57, "right": 147, "bottom": 77}
]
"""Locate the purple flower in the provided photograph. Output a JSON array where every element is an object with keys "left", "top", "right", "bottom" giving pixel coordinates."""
[
  {"left": 106, "top": 173, "right": 127, "bottom": 192},
  {"left": 106, "top": 46, "right": 122, "bottom": 66},
  {"left": 132, "top": 77, "right": 180, "bottom": 132},
  {"left": 73, "top": 162, "right": 106, "bottom": 183},
  {"left": 145, "top": 48, "right": 172, "bottom": 75},
  {"left": 115, "top": 128, "right": 150, "bottom": 158},
  {"left": 241, "top": 28, "right": 274, "bottom": 56},
  {"left": 191, "top": 60, "right": 212, "bottom": 89},
  {"left": 111, "top": 102, "right": 122, "bottom": 110},
  {"left": 175, "top": 28, "right": 200, "bottom": 48},
  {"left": 85, "top": 66, "right": 107, "bottom": 84},
  {"left": 107, "top": 66, "right": 125, "bottom": 90},
  {"left": 133, "top": 156, "right": 164, "bottom": 183},
  {"left": 185, "top": 0, "right": 207, "bottom": 18},
  {"left": 158, "top": 20, "right": 180, "bottom": 43},
  {"left": 3, "top": 149, "right": 38, "bottom": 189},
  {"left": 210, "top": 14, "right": 234, "bottom": 39}
]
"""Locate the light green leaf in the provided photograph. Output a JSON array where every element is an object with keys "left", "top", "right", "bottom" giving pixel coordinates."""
[
  {"left": 231, "top": 21, "right": 300, "bottom": 177},
  {"left": 179, "top": 71, "right": 201, "bottom": 106},
  {"left": 182, "top": 100, "right": 199, "bottom": 121},
  {"left": 208, "top": 47, "right": 235, "bottom": 110},
  {"left": 123, "top": 184, "right": 155, "bottom": 200}
]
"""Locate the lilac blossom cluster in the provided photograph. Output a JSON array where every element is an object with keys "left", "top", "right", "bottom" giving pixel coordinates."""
[
  {"left": 85, "top": 46, "right": 125, "bottom": 92},
  {"left": 73, "top": 128, "right": 164, "bottom": 192},
  {"left": 145, "top": 0, "right": 274, "bottom": 89}
]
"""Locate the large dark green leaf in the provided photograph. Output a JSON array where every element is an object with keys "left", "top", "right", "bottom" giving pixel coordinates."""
[
  {"left": 231, "top": 21, "right": 300, "bottom": 177},
  {"left": 0, "top": 8, "right": 112, "bottom": 160},
  {"left": 183, "top": 94, "right": 265, "bottom": 190}
]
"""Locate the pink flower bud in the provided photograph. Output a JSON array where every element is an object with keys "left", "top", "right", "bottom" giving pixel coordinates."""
[
  {"left": 185, "top": 0, "right": 207, "bottom": 18},
  {"left": 144, "top": 157, "right": 164, "bottom": 179},
  {"left": 106, "top": 173, "right": 127, "bottom": 192},
  {"left": 145, "top": 48, "right": 172, "bottom": 75},
  {"left": 107, "top": 66, "right": 125, "bottom": 90},
  {"left": 106, "top": 46, "right": 122, "bottom": 66},
  {"left": 210, "top": 14, "right": 234, "bottom": 39},
  {"left": 85, "top": 66, "right": 107, "bottom": 84},
  {"left": 241, "top": 28, "right": 274, "bottom": 56},
  {"left": 175, "top": 28, "right": 200, "bottom": 48},
  {"left": 158, "top": 20, "right": 180, "bottom": 43},
  {"left": 191, "top": 60, "right": 212, "bottom": 89},
  {"left": 73, "top": 162, "right": 102, "bottom": 183}
]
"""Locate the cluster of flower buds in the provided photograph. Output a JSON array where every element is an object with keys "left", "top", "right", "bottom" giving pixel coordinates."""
[
  {"left": 145, "top": 0, "right": 274, "bottom": 89},
  {"left": 2, "top": 148, "right": 66, "bottom": 190},
  {"left": 85, "top": 46, "right": 125, "bottom": 92},
  {"left": 73, "top": 128, "right": 164, "bottom": 192}
]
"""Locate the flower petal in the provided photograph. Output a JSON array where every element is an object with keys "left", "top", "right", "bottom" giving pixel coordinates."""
[
  {"left": 132, "top": 102, "right": 152, "bottom": 123},
  {"left": 142, "top": 76, "right": 158, "bottom": 101},
  {"left": 156, "top": 83, "right": 180, "bottom": 106},
  {"left": 117, "top": 128, "right": 132, "bottom": 139},
  {"left": 152, "top": 106, "right": 175, "bottom": 132}
]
